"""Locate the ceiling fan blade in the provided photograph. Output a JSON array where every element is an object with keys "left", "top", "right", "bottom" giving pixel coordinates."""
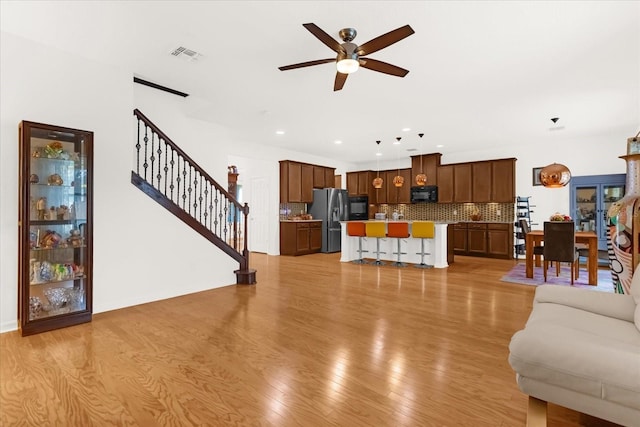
[
  {"left": 357, "top": 25, "right": 415, "bottom": 56},
  {"left": 278, "top": 58, "right": 336, "bottom": 71},
  {"left": 334, "top": 72, "right": 348, "bottom": 91},
  {"left": 303, "top": 23, "right": 345, "bottom": 53},
  {"left": 359, "top": 58, "right": 409, "bottom": 77}
]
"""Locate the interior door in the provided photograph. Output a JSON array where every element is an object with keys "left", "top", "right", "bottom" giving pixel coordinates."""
[{"left": 249, "top": 176, "right": 269, "bottom": 253}]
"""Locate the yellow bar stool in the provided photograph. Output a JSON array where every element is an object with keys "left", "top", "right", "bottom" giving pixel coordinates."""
[
  {"left": 412, "top": 221, "right": 435, "bottom": 269},
  {"left": 387, "top": 222, "right": 410, "bottom": 267},
  {"left": 365, "top": 222, "right": 387, "bottom": 266},
  {"left": 346, "top": 222, "right": 368, "bottom": 264}
]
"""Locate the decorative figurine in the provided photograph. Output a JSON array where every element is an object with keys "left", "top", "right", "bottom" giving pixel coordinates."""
[
  {"left": 47, "top": 173, "right": 63, "bottom": 185},
  {"left": 36, "top": 197, "right": 47, "bottom": 220},
  {"left": 29, "top": 174, "right": 39, "bottom": 184}
]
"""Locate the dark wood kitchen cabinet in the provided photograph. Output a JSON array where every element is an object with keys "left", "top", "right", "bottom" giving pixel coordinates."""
[
  {"left": 491, "top": 159, "right": 516, "bottom": 203},
  {"left": 437, "top": 165, "right": 454, "bottom": 203},
  {"left": 472, "top": 162, "right": 492, "bottom": 203},
  {"left": 453, "top": 163, "right": 473, "bottom": 203},
  {"left": 280, "top": 160, "right": 335, "bottom": 203},
  {"left": 346, "top": 170, "right": 376, "bottom": 202},
  {"left": 453, "top": 222, "right": 512, "bottom": 259},
  {"left": 280, "top": 221, "right": 322, "bottom": 256},
  {"left": 385, "top": 169, "right": 411, "bottom": 204},
  {"left": 410, "top": 153, "right": 442, "bottom": 186}
]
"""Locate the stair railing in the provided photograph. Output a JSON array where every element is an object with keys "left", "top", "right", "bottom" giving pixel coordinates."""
[{"left": 131, "top": 109, "right": 255, "bottom": 284}]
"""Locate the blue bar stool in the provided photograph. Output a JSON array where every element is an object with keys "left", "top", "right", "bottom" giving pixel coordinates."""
[
  {"left": 346, "top": 222, "right": 368, "bottom": 264},
  {"left": 387, "top": 222, "right": 410, "bottom": 267},
  {"left": 412, "top": 221, "right": 435, "bottom": 268},
  {"left": 365, "top": 222, "right": 387, "bottom": 266}
]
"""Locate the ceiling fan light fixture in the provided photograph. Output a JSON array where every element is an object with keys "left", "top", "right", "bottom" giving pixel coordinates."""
[{"left": 336, "top": 58, "right": 359, "bottom": 74}]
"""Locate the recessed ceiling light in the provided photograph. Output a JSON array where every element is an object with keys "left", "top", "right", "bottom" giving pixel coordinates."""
[
  {"left": 276, "top": 130, "right": 285, "bottom": 135},
  {"left": 436, "top": 144, "right": 444, "bottom": 148},
  {"left": 402, "top": 128, "right": 411, "bottom": 132},
  {"left": 376, "top": 152, "right": 382, "bottom": 156},
  {"left": 334, "top": 140, "right": 342, "bottom": 145}
]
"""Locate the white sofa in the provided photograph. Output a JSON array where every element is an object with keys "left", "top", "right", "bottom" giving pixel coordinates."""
[{"left": 508, "top": 278, "right": 640, "bottom": 426}]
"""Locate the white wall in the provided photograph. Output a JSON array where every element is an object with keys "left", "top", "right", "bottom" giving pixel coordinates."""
[{"left": 0, "top": 32, "right": 356, "bottom": 332}]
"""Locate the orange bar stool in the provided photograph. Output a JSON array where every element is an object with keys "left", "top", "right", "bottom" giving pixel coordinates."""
[
  {"left": 387, "top": 222, "right": 410, "bottom": 267},
  {"left": 412, "top": 221, "right": 435, "bottom": 269},
  {"left": 365, "top": 222, "right": 387, "bottom": 266},
  {"left": 346, "top": 222, "right": 368, "bottom": 264}
]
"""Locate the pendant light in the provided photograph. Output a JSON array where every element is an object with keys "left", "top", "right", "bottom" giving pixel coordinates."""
[
  {"left": 415, "top": 133, "right": 427, "bottom": 186},
  {"left": 372, "top": 140, "right": 383, "bottom": 189},
  {"left": 540, "top": 163, "right": 572, "bottom": 187},
  {"left": 393, "top": 137, "right": 404, "bottom": 187}
]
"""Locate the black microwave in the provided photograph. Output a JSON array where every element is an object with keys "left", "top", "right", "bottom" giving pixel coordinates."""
[{"left": 410, "top": 186, "right": 438, "bottom": 203}]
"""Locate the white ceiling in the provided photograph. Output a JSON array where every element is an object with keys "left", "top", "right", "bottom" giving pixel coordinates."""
[{"left": 2, "top": 1, "right": 639, "bottom": 165}]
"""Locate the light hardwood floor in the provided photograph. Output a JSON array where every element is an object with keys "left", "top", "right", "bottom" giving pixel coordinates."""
[{"left": 1, "top": 253, "right": 619, "bottom": 426}]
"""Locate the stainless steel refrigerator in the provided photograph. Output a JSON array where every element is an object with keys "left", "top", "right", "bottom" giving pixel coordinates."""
[{"left": 308, "top": 188, "right": 350, "bottom": 253}]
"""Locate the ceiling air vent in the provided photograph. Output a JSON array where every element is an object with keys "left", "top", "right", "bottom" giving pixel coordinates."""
[{"left": 170, "top": 46, "right": 202, "bottom": 62}]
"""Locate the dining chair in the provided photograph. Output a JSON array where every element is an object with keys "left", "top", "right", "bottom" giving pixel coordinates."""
[
  {"left": 543, "top": 221, "right": 580, "bottom": 284},
  {"left": 519, "top": 219, "right": 544, "bottom": 261}
]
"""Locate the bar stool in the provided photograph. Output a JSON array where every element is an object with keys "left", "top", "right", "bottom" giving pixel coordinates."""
[
  {"left": 387, "top": 222, "right": 410, "bottom": 267},
  {"left": 365, "top": 222, "right": 387, "bottom": 266},
  {"left": 346, "top": 222, "right": 368, "bottom": 264},
  {"left": 412, "top": 221, "right": 435, "bottom": 268}
]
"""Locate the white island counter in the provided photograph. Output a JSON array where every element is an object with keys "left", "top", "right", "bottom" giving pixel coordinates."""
[{"left": 340, "top": 221, "right": 452, "bottom": 268}]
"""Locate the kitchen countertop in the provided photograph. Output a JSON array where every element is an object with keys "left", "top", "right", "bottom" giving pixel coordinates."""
[
  {"left": 280, "top": 219, "right": 322, "bottom": 222},
  {"left": 340, "top": 220, "right": 514, "bottom": 224}
]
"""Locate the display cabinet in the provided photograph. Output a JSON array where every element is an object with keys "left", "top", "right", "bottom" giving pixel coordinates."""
[
  {"left": 570, "top": 174, "right": 625, "bottom": 251},
  {"left": 18, "top": 121, "right": 93, "bottom": 336}
]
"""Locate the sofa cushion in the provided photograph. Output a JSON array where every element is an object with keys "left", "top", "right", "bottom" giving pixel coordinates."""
[
  {"left": 533, "top": 284, "right": 635, "bottom": 322},
  {"left": 509, "top": 302, "right": 640, "bottom": 411}
]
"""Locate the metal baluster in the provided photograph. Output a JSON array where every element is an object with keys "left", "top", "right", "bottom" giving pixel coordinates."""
[
  {"left": 157, "top": 138, "right": 163, "bottom": 189},
  {"left": 150, "top": 132, "right": 155, "bottom": 187},
  {"left": 187, "top": 165, "right": 192, "bottom": 215},
  {"left": 143, "top": 125, "right": 149, "bottom": 180},
  {"left": 198, "top": 173, "right": 203, "bottom": 224},
  {"left": 203, "top": 180, "right": 209, "bottom": 229},
  {"left": 163, "top": 141, "right": 169, "bottom": 196},
  {"left": 169, "top": 148, "right": 175, "bottom": 202},
  {"left": 192, "top": 169, "right": 198, "bottom": 219},
  {"left": 181, "top": 158, "right": 188, "bottom": 210},
  {"left": 135, "top": 118, "right": 141, "bottom": 174}
]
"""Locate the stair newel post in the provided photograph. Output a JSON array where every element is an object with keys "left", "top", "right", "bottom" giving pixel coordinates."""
[{"left": 243, "top": 203, "right": 250, "bottom": 261}]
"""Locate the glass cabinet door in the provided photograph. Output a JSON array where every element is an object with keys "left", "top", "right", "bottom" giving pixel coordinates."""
[
  {"left": 19, "top": 121, "right": 93, "bottom": 336},
  {"left": 570, "top": 174, "right": 626, "bottom": 251}
]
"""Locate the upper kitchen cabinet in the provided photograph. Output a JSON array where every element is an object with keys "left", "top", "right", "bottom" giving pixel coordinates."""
[
  {"left": 313, "top": 165, "right": 336, "bottom": 189},
  {"left": 437, "top": 165, "right": 454, "bottom": 203},
  {"left": 18, "top": 121, "right": 93, "bottom": 336},
  {"left": 280, "top": 160, "right": 334, "bottom": 203},
  {"left": 280, "top": 160, "right": 309, "bottom": 203},
  {"left": 453, "top": 163, "right": 473, "bottom": 202},
  {"left": 491, "top": 158, "right": 516, "bottom": 203},
  {"left": 410, "top": 153, "right": 442, "bottom": 186},
  {"left": 385, "top": 169, "right": 411, "bottom": 204},
  {"left": 472, "top": 162, "right": 492, "bottom": 203},
  {"left": 346, "top": 170, "right": 376, "bottom": 201}
]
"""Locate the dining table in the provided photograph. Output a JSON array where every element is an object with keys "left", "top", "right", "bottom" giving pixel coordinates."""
[{"left": 525, "top": 229, "right": 599, "bottom": 285}]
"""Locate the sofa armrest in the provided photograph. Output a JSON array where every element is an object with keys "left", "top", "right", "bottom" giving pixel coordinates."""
[{"left": 534, "top": 285, "right": 636, "bottom": 322}]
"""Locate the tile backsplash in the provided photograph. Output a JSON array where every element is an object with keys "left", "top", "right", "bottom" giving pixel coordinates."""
[
  {"left": 279, "top": 202, "right": 514, "bottom": 222},
  {"left": 376, "top": 202, "right": 514, "bottom": 222}
]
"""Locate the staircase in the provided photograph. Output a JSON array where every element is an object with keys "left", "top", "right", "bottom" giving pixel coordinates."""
[{"left": 131, "top": 109, "right": 256, "bottom": 284}]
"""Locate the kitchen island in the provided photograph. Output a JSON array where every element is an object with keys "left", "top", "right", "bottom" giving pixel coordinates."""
[{"left": 340, "top": 221, "right": 453, "bottom": 267}]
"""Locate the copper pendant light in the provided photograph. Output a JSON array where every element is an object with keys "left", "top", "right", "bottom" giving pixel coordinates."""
[
  {"left": 415, "top": 132, "right": 427, "bottom": 186},
  {"left": 372, "top": 140, "right": 383, "bottom": 188},
  {"left": 540, "top": 163, "right": 571, "bottom": 187},
  {"left": 393, "top": 137, "right": 404, "bottom": 187}
]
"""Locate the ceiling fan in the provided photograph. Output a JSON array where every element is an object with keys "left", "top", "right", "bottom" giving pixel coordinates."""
[{"left": 278, "top": 23, "right": 415, "bottom": 91}]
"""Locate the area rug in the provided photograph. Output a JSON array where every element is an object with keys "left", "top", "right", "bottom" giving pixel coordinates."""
[{"left": 500, "top": 263, "right": 614, "bottom": 293}]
